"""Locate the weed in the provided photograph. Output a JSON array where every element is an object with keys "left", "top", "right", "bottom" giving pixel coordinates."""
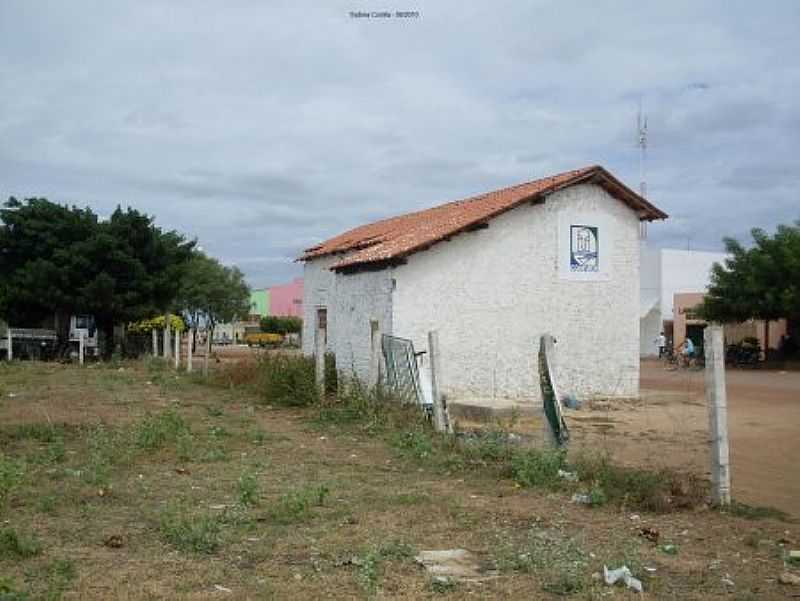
[
  {"left": 83, "top": 425, "right": 125, "bottom": 486},
  {"left": 392, "top": 430, "right": 434, "bottom": 460},
  {"left": 134, "top": 409, "right": 190, "bottom": 450},
  {"left": 0, "top": 576, "right": 28, "bottom": 601},
  {"left": 206, "top": 405, "right": 224, "bottom": 417},
  {"left": 2, "top": 423, "right": 66, "bottom": 443},
  {"left": 0, "top": 528, "right": 41, "bottom": 559},
  {"left": 510, "top": 447, "right": 566, "bottom": 488},
  {"left": 461, "top": 431, "right": 515, "bottom": 464},
  {"left": 724, "top": 500, "right": 791, "bottom": 522},
  {"left": 495, "top": 528, "right": 588, "bottom": 595},
  {"left": 429, "top": 576, "right": 458, "bottom": 593},
  {"left": 37, "top": 495, "right": 58, "bottom": 514},
  {"left": 237, "top": 471, "right": 259, "bottom": 507},
  {"left": 254, "top": 354, "right": 318, "bottom": 407},
  {"left": 355, "top": 540, "right": 417, "bottom": 595},
  {"left": 176, "top": 432, "right": 195, "bottom": 462},
  {"left": 39, "top": 559, "right": 76, "bottom": 601},
  {"left": 572, "top": 452, "right": 704, "bottom": 512},
  {"left": 159, "top": 504, "right": 221, "bottom": 554},
  {"left": 0, "top": 453, "right": 24, "bottom": 508},
  {"left": 269, "top": 484, "right": 329, "bottom": 523}
]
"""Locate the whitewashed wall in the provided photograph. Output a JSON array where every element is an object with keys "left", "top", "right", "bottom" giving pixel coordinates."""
[
  {"left": 302, "top": 254, "right": 394, "bottom": 382},
  {"left": 391, "top": 183, "right": 641, "bottom": 404}
]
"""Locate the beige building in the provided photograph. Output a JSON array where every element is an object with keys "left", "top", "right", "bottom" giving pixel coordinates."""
[{"left": 673, "top": 292, "right": 787, "bottom": 355}]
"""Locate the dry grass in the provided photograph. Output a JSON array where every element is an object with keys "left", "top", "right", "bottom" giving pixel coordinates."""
[{"left": 0, "top": 359, "right": 796, "bottom": 599}]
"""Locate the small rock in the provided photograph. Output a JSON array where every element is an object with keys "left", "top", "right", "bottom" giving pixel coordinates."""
[
  {"left": 293, "top": 573, "right": 302, "bottom": 581},
  {"left": 213, "top": 584, "right": 232, "bottom": 593},
  {"left": 779, "top": 572, "right": 800, "bottom": 586},
  {"left": 103, "top": 534, "right": 124, "bottom": 548}
]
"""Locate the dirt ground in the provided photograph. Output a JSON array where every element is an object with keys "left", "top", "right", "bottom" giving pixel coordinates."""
[
  {"left": 0, "top": 359, "right": 798, "bottom": 599},
  {"left": 569, "top": 360, "right": 799, "bottom": 517}
]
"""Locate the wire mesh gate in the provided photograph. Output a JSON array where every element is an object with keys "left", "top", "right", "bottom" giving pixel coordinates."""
[{"left": 381, "top": 334, "right": 426, "bottom": 406}]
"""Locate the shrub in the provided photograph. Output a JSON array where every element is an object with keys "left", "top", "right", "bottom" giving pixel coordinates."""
[
  {"left": 510, "top": 447, "right": 566, "bottom": 489},
  {"left": 255, "top": 354, "right": 318, "bottom": 407},
  {"left": 259, "top": 316, "right": 302, "bottom": 335}
]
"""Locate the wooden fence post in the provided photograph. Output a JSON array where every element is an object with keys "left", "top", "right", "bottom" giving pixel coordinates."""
[
  {"left": 6, "top": 328, "right": 12, "bottom": 361},
  {"left": 203, "top": 331, "right": 210, "bottom": 377},
  {"left": 187, "top": 329, "right": 194, "bottom": 373},
  {"left": 78, "top": 331, "right": 85, "bottom": 366},
  {"left": 704, "top": 324, "right": 731, "bottom": 506},
  {"left": 152, "top": 328, "right": 158, "bottom": 356},
  {"left": 428, "top": 330, "right": 450, "bottom": 433},
  {"left": 174, "top": 329, "right": 180, "bottom": 369}
]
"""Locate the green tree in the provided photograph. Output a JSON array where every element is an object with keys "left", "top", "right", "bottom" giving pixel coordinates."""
[
  {"left": 177, "top": 253, "right": 251, "bottom": 340},
  {"left": 700, "top": 222, "right": 800, "bottom": 353},
  {"left": 0, "top": 198, "right": 194, "bottom": 356}
]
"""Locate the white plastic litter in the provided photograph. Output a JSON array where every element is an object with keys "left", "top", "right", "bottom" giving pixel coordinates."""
[
  {"left": 603, "top": 565, "right": 643, "bottom": 593},
  {"left": 558, "top": 469, "right": 578, "bottom": 482},
  {"left": 571, "top": 493, "right": 591, "bottom": 504}
]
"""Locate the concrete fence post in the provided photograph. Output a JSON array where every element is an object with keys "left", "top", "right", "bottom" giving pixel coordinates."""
[
  {"left": 369, "top": 321, "right": 381, "bottom": 388},
  {"left": 163, "top": 316, "right": 171, "bottom": 360},
  {"left": 78, "top": 331, "right": 85, "bottom": 366},
  {"left": 315, "top": 331, "right": 325, "bottom": 390},
  {"left": 428, "top": 330, "right": 450, "bottom": 433},
  {"left": 6, "top": 328, "right": 12, "bottom": 361},
  {"left": 704, "top": 324, "right": 731, "bottom": 506},
  {"left": 187, "top": 329, "right": 194, "bottom": 373},
  {"left": 152, "top": 328, "right": 158, "bottom": 356},
  {"left": 174, "top": 329, "right": 180, "bottom": 369}
]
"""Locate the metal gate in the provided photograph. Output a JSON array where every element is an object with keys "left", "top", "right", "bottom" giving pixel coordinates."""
[{"left": 381, "top": 334, "right": 425, "bottom": 405}]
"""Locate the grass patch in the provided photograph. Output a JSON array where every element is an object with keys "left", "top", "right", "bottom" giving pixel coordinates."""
[
  {"left": 0, "top": 453, "right": 24, "bottom": 509},
  {"left": 215, "top": 354, "right": 319, "bottom": 407},
  {"left": 723, "top": 500, "right": 792, "bottom": 522},
  {"left": 269, "top": 484, "right": 329, "bottom": 524},
  {"left": 159, "top": 503, "right": 222, "bottom": 554},
  {"left": 571, "top": 452, "right": 704, "bottom": 512},
  {"left": 495, "top": 528, "right": 589, "bottom": 595},
  {"left": 134, "top": 409, "right": 190, "bottom": 450},
  {"left": 0, "top": 528, "right": 41, "bottom": 559},
  {"left": 355, "top": 540, "right": 416, "bottom": 595}
]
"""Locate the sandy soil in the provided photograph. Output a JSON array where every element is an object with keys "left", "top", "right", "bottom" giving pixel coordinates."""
[{"left": 570, "top": 360, "right": 799, "bottom": 516}]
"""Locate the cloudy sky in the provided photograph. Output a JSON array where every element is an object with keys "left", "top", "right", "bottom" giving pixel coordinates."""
[{"left": 1, "top": 1, "right": 798, "bottom": 287}]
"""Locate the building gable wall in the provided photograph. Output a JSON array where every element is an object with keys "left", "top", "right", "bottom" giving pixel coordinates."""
[{"left": 391, "top": 183, "right": 640, "bottom": 403}]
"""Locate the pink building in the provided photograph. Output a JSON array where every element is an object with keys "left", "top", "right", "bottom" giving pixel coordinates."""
[{"left": 269, "top": 277, "right": 304, "bottom": 317}]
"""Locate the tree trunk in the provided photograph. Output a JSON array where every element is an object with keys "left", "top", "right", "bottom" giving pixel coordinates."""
[
  {"left": 54, "top": 308, "right": 71, "bottom": 359},
  {"left": 100, "top": 316, "right": 115, "bottom": 360}
]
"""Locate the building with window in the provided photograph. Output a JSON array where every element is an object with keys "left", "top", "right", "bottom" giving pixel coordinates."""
[{"left": 300, "top": 166, "right": 667, "bottom": 404}]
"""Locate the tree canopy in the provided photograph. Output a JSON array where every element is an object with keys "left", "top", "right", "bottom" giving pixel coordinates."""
[
  {"left": 0, "top": 197, "right": 195, "bottom": 352},
  {"left": 177, "top": 252, "right": 251, "bottom": 334},
  {"left": 700, "top": 222, "right": 800, "bottom": 325}
]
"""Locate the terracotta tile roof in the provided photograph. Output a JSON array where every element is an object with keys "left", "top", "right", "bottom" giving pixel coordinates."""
[{"left": 301, "top": 165, "right": 667, "bottom": 271}]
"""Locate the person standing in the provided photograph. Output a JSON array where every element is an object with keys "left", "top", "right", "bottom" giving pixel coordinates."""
[{"left": 655, "top": 332, "right": 666, "bottom": 358}]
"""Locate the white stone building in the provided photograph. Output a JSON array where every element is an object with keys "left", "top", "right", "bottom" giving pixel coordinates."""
[
  {"left": 301, "top": 166, "right": 667, "bottom": 404},
  {"left": 639, "top": 248, "right": 728, "bottom": 356}
]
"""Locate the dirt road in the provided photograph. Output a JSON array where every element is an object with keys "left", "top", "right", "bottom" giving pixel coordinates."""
[{"left": 571, "top": 361, "right": 799, "bottom": 516}]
